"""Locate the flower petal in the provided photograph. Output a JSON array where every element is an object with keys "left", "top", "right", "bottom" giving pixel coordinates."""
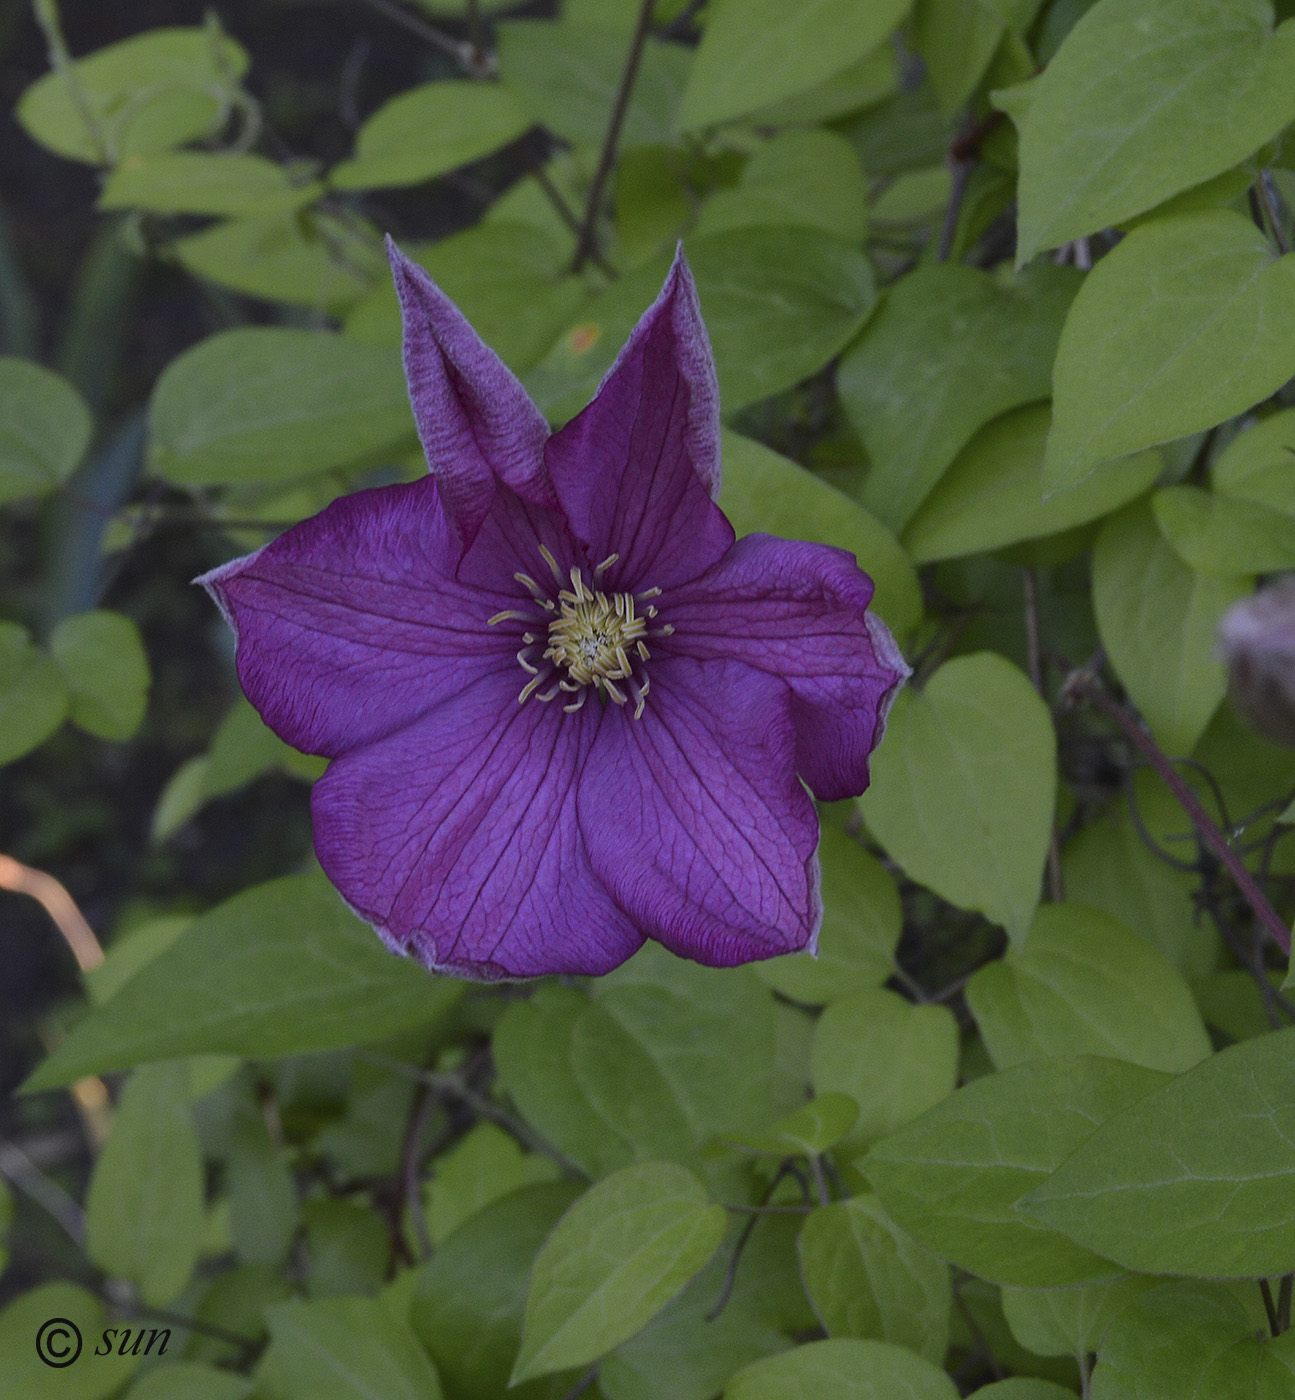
[
  {"left": 313, "top": 668, "right": 645, "bottom": 980},
  {"left": 389, "top": 238, "right": 552, "bottom": 547},
  {"left": 198, "top": 478, "right": 516, "bottom": 759},
  {"left": 663, "top": 534, "right": 910, "bottom": 801},
  {"left": 545, "top": 249, "right": 733, "bottom": 592},
  {"left": 579, "top": 656, "right": 821, "bottom": 967}
]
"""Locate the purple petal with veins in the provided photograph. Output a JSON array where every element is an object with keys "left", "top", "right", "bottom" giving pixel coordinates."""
[{"left": 199, "top": 241, "right": 909, "bottom": 979}]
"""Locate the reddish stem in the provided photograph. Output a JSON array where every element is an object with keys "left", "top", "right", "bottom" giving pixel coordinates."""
[{"left": 1070, "top": 676, "right": 1291, "bottom": 957}]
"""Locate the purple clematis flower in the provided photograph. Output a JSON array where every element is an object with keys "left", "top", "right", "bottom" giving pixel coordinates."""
[{"left": 199, "top": 241, "right": 908, "bottom": 981}]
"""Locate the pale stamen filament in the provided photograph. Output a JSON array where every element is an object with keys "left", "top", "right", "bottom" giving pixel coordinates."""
[
  {"left": 594, "top": 553, "right": 619, "bottom": 577},
  {"left": 537, "top": 545, "right": 564, "bottom": 584}
]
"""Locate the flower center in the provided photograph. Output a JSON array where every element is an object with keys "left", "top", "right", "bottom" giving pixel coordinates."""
[
  {"left": 487, "top": 548, "right": 671, "bottom": 719},
  {"left": 545, "top": 579, "right": 646, "bottom": 688}
]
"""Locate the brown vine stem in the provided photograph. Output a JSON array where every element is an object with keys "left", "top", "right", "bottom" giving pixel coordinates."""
[
  {"left": 1, "top": 854, "right": 114, "bottom": 1143},
  {"left": 1065, "top": 673, "right": 1292, "bottom": 957},
  {"left": 532, "top": 160, "right": 618, "bottom": 280},
  {"left": 570, "top": 0, "right": 655, "bottom": 273},
  {"left": 0, "top": 853, "right": 103, "bottom": 971}
]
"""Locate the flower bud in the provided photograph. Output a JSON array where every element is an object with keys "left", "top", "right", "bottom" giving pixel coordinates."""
[{"left": 1218, "top": 575, "right": 1295, "bottom": 747}]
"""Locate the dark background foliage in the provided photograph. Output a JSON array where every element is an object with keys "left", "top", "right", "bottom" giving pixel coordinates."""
[{"left": 0, "top": 0, "right": 556, "bottom": 1294}]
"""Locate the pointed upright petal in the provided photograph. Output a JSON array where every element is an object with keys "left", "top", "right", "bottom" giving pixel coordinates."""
[
  {"left": 389, "top": 239, "right": 552, "bottom": 546},
  {"left": 578, "top": 657, "right": 821, "bottom": 967},
  {"left": 545, "top": 250, "right": 732, "bottom": 593},
  {"left": 663, "top": 534, "right": 910, "bottom": 801},
  {"left": 313, "top": 668, "right": 644, "bottom": 980},
  {"left": 197, "top": 478, "right": 516, "bottom": 759}
]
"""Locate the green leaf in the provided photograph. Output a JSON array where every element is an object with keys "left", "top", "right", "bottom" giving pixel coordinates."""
[
  {"left": 149, "top": 328, "right": 410, "bottom": 485},
  {"left": 870, "top": 165, "right": 953, "bottom": 224},
  {"left": 678, "top": 0, "right": 912, "bottom": 131},
  {"left": 614, "top": 144, "right": 694, "bottom": 269},
  {"left": 718, "top": 431, "right": 920, "bottom": 638},
  {"left": 695, "top": 129, "right": 868, "bottom": 243},
  {"left": 915, "top": 0, "right": 1043, "bottom": 113},
  {"left": 1006, "top": 0, "right": 1295, "bottom": 262},
  {"left": 859, "top": 652, "right": 1056, "bottom": 942},
  {"left": 838, "top": 263, "right": 1079, "bottom": 532},
  {"left": 411, "top": 1182, "right": 584, "bottom": 1399},
  {"left": 498, "top": 23, "right": 688, "bottom": 149},
  {"left": 743, "top": 45, "right": 899, "bottom": 126},
  {"left": 725, "top": 1337, "right": 959, "bottom": 1400},
  {"left": 862, "top": 1055, "right": 1169, "bottom": 1287},
  {"left": 173, "top": 213, "right": 381, "bottom": 314},
  {"left": 50, "top": 610, "right": 149, "bottom": 741},
  {"left": 966, "top": 903, "right": 1212, "bottom": 1073},
  {"left": 424, "top": 1122, "right": 557, "bottom": 1246},
  {"left": 706, "top": 227, "right": 881, "bottom": 397},
  {"left": 0, "top": 622, "right": 68, "bottom": 765},
  {"left": 572, "top": 944, "right": 781, "bottom": 1162},
  {"left": 528, "top": 229, "right": 875, "bottom": 421},
  {"left": 1093, "top": 500, "right": 1249, "bottom": 756},
  {"left": 811, "top": 988, "right": 959, "bottom": 1155},
  {"left": 966, "top": 1384, "right": 1079, "bottom": 1400},
  {"left": 512, "top": 1162, "right": 727, "bottom": 1383},
  {"left": 1198, "top": 969, "right": 1291, "bottom": 1046},
  {"left": 494, "top": 983, "right": 633, "bottom": 1179},
  {"left": 753, "top": 828, "right": 902, "bottom": 1006},
  {"left": 0, "top": 357, "right": 92, "bottom": 503},
  {"left": 798, "top": 1196, "right": 952, "bottom": 1364},
  {"left": 1000, "top": 1275, "right": 1160, "bottom": 1361},
  {"left": 257, "top": 1296, "right": 442, "bottom": 1400},
  {"left": 99, "top": 152, "right": 321, "bottom": 216},
  {"left": 149, "top": 696, "right": 325, "bottom": 838},
  {"left": 227, "top": 1088, "right": 299, "bottom": 1270},
  {"left": 86, "top": 916, "right": 190, "bottom": 1006},
  {"left": 1153, "top": 483, "right": 1295, "bottom": 575},
  {"left": 1062, "top": 799, "right": 1218, "bottom": 982},
  {"left": 844, "top": 83, "right": 953, "bottom": 178},
  {"left": 1086, "top": 1280, "right": 1295, "bottom": 1398},
  {"left": 300, "top": 1199, "right": 390, "bottom": 1299},
  {"left": 123, "top": 1363, "right": 253, "bottom": 1400},
  {"left": 86, "top": 1061, "right": 205, "bottom": 1305},
  {"left": 0, "top": 1281, "right": 142, "bottom": 1400},
  {"left": 331, "top": 81, "right": 530, "bottom": 189},
  {"left": 1020, "top": 1026, "right": 1295, "bottom": 1277},
  {"left": 345, "top": 223, "right": 584, "bottom": 374},
  {"left": 601, "top": 1212, "right": 810, "bottom": 1400},
  {"left": 25, "top": 874, "right": 462, "bottom": 1088},
  {"left": 722, "top": 1093, "right": 860, "bottom": 1157},
  {"left": 151, "top": 694, "right": 324, "bottom": 835},
  {"left": 1211, "top": 404, "right": 1295, "bottom": 512},
  {"left": 1044, "top": 212, "right": 1295, "bottom": 492},
  {"left": 16, "top": 26, "right": 249, "bottom": 164},
  {"left": 902, "top": 403, "right": 1161, "bottom": 564}
]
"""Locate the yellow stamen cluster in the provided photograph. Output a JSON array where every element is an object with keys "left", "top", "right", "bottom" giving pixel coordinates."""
[
  {"left": 547, "top": 573, "right": 648, "bottom": 689},
  {"left": 488, "top": 549, "right": 671, "bottom": 720}
]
